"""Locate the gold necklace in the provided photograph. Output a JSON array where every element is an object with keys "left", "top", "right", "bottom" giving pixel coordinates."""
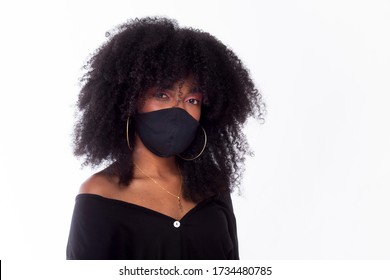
[{"left": 134, "top": 162, "right": 183, "bottom": 212}]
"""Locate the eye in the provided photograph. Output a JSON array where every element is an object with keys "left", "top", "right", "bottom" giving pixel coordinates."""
[
  {"left": 187, "top": 98, "right": 200, "bottom": 105},
  {"left": 153, "top": 91, "right": 170, "bottom": 100}
]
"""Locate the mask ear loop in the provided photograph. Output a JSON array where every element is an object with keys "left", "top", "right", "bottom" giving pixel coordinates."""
[
  {"left": 126, "top": 116, "right": 132, "bottom": 151},
  {"left": 178, "top": 126, "right": 207, "bottom": 161}
]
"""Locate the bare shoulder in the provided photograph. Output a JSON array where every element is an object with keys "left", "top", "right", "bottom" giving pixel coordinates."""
[{"left": 79, "top": 172, "right": 119, "bottom": 197}]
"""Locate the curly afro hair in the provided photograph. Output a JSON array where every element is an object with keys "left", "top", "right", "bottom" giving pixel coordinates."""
[{"left": 73, "top": 17, "right": 265, "bottom": 202}]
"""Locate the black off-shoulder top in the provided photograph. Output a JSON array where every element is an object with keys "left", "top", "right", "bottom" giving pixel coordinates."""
[{"left": 66, "top": 193, "right": 239, "bottom": 260}]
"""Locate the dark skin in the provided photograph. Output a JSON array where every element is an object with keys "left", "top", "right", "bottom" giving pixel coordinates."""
[{"left": 79, "top": 77, "right": 203, "bottom": 220}]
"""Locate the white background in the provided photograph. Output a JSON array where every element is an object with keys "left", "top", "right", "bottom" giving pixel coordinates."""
[{"left": 0, "top": 0, "right": 389, "bottom": 260}]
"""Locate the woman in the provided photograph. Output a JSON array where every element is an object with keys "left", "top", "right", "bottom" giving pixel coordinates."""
[{"left": 66, "top": 17, "right": 264, "bottom": 260}]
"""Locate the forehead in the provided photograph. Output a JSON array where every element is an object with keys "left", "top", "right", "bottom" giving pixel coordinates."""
[{"left": 158, "top": 77, "right": 200, "bottom": 92}]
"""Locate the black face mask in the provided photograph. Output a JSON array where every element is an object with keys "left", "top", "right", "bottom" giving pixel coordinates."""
[{"left": 134, "top": 108, "right": 199, "bottom": 157}]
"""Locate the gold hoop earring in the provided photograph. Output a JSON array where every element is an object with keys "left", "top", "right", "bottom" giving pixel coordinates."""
[
  {"left": 126, "top": 116, "right": 132, "bottom": 151},
  {"left": 179, "top": 126, "right": 207, "bottom": 161}
]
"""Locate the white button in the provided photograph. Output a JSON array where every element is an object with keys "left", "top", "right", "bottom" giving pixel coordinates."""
[{"left": 173, "top": 221, "right": 180, "bottom": 228}]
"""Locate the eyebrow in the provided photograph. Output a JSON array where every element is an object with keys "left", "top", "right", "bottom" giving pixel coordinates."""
[
  {"left": 160, "top": 86, "right": 202, "bottom": 94},
  {"left": 189, "top": 86, "right": 202, "bottom": 93}
]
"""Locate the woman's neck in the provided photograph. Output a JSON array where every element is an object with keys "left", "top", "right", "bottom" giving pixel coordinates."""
[{"left": 132, "top": 136, "right": 180, "bottom": 178}]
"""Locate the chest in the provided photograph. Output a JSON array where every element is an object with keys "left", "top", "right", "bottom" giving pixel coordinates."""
[
  {"left": 107, "top": 201, "right": 235, "bottom": 259},
  {"left": 108, "top": 181, "right": 197, "bottom": 220}
]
